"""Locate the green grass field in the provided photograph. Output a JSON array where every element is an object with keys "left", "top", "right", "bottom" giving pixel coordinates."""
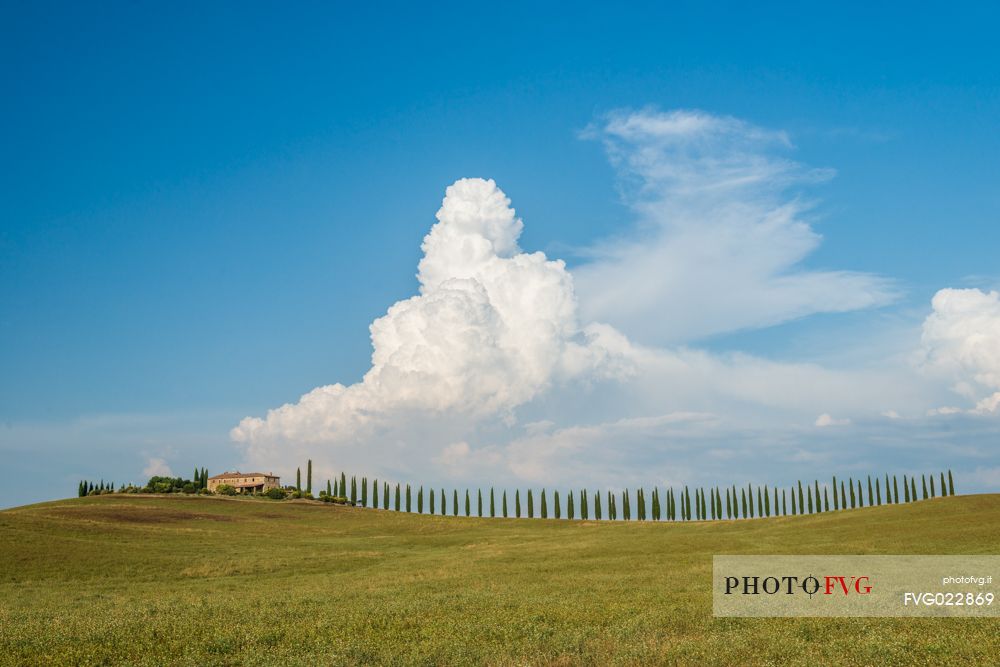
[{"left": 1, "top": 493, "right": 998, "bottom": 666}]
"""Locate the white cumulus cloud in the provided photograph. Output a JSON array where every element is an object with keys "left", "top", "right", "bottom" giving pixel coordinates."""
[
  {"left": 231, "top": 178, "right": 631, "bottom": 456},
  {"left": 921, "top": 288, "right": 1000, "bottom": 414}
]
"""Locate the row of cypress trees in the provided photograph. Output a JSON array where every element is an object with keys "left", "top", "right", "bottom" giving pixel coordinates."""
[{"left": 315, "top": 470, "right": 956, "bottom": 521}]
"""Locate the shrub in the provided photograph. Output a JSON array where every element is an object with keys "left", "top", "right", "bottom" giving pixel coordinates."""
[
  {"left": 216, "top": 484, "right": 237, "bottom": 496},
  {"left": 182, "top": 483, "right": 196, "bottom": 494},
  {"left": 198, "top": 488, "right": 214, "bottom": 496},
  {"left": 265, "top": 487, "right": 286, "bottom": 500}
]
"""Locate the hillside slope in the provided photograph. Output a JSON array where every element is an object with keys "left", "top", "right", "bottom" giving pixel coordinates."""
[{"left": 1, "top": 493, "right": 998, "bottom": 666}]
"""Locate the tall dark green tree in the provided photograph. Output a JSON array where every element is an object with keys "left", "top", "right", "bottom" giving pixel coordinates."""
[
  {"left": 596, "top": 490, "right": 602, "bottom": 520},
  {"left": 910, "top": 476, "right": 917, "bottom": 502},
  {"left": 361, "top": 477, "right": 368, "bottom": 506},
  {"left": 757, "top": 486, "right": 764, "bottom": 517},
  {"left": 394, "top": 483, "right": 400, "bottom": 511},
  {"left": 763, "top": 485, "right": 771, "bottom": 516},
  {"left": 502, "top": 490, "right": 508, "bottom": 518},
  {"left": 892, "top": 475, "right": 899, "bottom": 503},
  {"left": 541, "top": 489, "right": 548, "bottom": 519},
  {"left": 417, "top": 486, "right": 423, "bottom": 513},
  {"left": 807, "top": 485, "right": 813, "bottom": 513},
  {"left": 782, "top": 488, "right": 787, "bottom": 516},
  {"left": 429, "top": 487, "right": 435, "bottom": 514},
  {"left": 823, "top": 486, "right": 829, "bottom": 512},
  {"left": 940, "top": 472, "right": 946, "bottom": 497},
  {"left": 797, "top": 481, "right": 805, "bottom": 514},
  {"left": 441, "top": 488, "right": 446, "bottom": 515},
  {"left": 351, "top": 476, "right": 357, "bottom": 504},
  {"left": 581, "top": 490, "right": 589, "bottom": 520},
  {"left": 478, "top": 489, "right": 483, "bottom": 517},
  {"left": 384, "top": 482, "right": 390, "bottom": 509},
  {"left": 922, "top": 474, "right": 928, "bottom": 500},
  {"left": 455, "top": 489, "right": 460, "bottom": 517},
  {"left": 306, "top": 460, "right": 312, "bottom": 494},
  {"left": 465, "top": 490, "right": 471, "bottom": 517},
  {"left": 904, "top": 475, "right": 911, "bottom": 502},
  {"left": 327, "top": 480, "right": 333, "bottom": 497},
  {"left": 515, "top": 490, "right": 521, "bottom": 518},
  {"left": 741, "top": 487, "right": 748, "bottom": 519},
  {"left": 948, "top": 469, "right": 955, "bottom": 496},
  {"left": 832, "top": 476, "right": 839, "bottom": 510},
  {"left": 930, "top": 474, "right": 936, "bottom": 497},
  {"left": 554, "top": 490, "right": 561, "bottom": 519},
  {"left": 875, "top": 478, "right": 881, "bottom": 505},
  {"left": 725, "top": 488, "right": 732, "bottom": 519},
  {"left": 490, "top": 488, "right": 495, "bottom": 517},
  {"left": 567, "top": 490, "right": 575, "bottom": 520},
  {"left": 748, "top": 485, "right": 755, "bottom": 518},
  {"left": 791, "top": 488, "right": 797, "bottom": 515},
  {"left": 405, "top": 484, "right": 411, "bottom": 512},
  {"left": 296, "top": 467, "right": 302, "bottom": 492}
]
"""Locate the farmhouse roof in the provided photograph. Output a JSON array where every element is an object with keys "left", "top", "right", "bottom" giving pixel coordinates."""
[{"left": 208, "top": 471, "right": 277, "bottom": 480}]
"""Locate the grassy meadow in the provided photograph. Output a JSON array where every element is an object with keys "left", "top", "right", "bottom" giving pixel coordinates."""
[{"left": 1, "top": 492, "right": 998, "bottom": 665}]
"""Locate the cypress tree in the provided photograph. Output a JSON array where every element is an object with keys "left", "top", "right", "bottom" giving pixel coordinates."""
[
  {"left": 757, "top": 486, "right": 764, "bottom": 517},
  {"left": 930, "top": 475, "right": 936, "bottom": 498},
  {"left": 948, "top": 469, "right": 955, "bottom": 496},
  {"left": 405, "top": 484, "right": 411, "bottom": 512},
  {"left": 351, "top": 476, "right": 357, "bottom": 504},
  {"left": 607, "top": 490, "right": 613, "bottom": 521},
  {"left": 306, "top": 460, "right": 312, "bottom": 494},
  {"left": 455, "top": 489, "right": 460, "bottom": 516},
  {"left": 791, "top": 488, "right": 797, "bottom": 515},
  {"left": 747, "top": 485, "right": 755, "bottom": 518},
  {"left": 478, "top": 489, "right": 483, "bottom": 517},
  {"left": 502, "top": 490, "right": 508, "bottom": 518},
  {"left": 910, "top": 476, "right": 917, "bottom": 502},
  {"left": 296, "top": 468, "right": 301, "bottom": 492},
  {"left": 490, "top": 488, "right": 495, "bottom": 517},
  {"left": 441, "top": 488, "right": 446, "bottom": 515},
  {"left": 833, "top": 476, "right": 839, "bottom": 510},
  {"left": 194, "top": 467, "right": 199, "bottom": 487},
  {"left": 904, "top": 475, "right": 911, "bottom": 502},
  {"left": 940, "top": 472, "right": 946, "bottom": 497},
  {"left": 465, "top": 490, "right": 471, "bottom": 517},
  {"left": 725, "top": 488, "right": 732, "bottom": 519},
  {"left": 741, "top": 488, "right": 748, "bottom": 518},
  {"left": 583, "top": 490, "right": 591, "bottom": 520},
  {"left": 384, "top": 482, "right": 390, "bottom": 509},
  {"left": 515, "top": 490, "right": 521, "bottom": 518},
  {"left": 595, "top": 489, "right": 602, "bottom": 520},
  {"left": 782, "top": 488, "right": 787, "bottom": 516},
  {"left": 855, "top": 480, "right": 862, "bottom": 507},
  {"left": 639, "top": 489, "right": 647, "bottom": 521},
  {"left": 554, "top": 490, "right": 561, "bottom": 519},
  {"left": 807, "top": 485, "right": 813, "bottom": 513},
  {"left": 429, "top": 487, "right": 435, "bottom": 514},
  {"left": 327, "top": 479, "right": 333, "bottom": 497},
  {"left": 893, "top": 475, "right": 899, "bottom": 503},
  {"left": 651, "top": 489, "right": 658, "bottom": 521},
  {"left": 823, "top": 486, "right": 829, "bottom": 512},
  {"left": 541, "top": 489, "right": 548, "bottom": 519},
  {"left": 875, "top": 478, "right": 881, "bottom": 505},
  {"left": 362, "top": 477, "right": 368, "bottom": 506},
  {"left": 764, "top": 485, "right": 771, "bottom": 517},
  {"left": 417, "top": 486, "right": 423, "bottom": 514},
  {"left": 922, "top": 474, "right": 928, "bottom": 499},
  {"left": 394, "top": 484, "right": 400, "bottom": 511},
  {"left": 867, "top": 476, "right": 873, "bottom": 506},
  {"left": 340, "top": 472, "right": 347, "bottom": 497},
  {"left": 797, "top": 481, "right": 804, "bottom": 514},
  {"left": 568, "top": 490, "right": 575, "bottom": 520}
]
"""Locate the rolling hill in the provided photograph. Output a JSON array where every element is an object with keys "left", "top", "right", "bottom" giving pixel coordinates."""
[{"left": 1, "top": 493, "right": 998, "bottom": 665}]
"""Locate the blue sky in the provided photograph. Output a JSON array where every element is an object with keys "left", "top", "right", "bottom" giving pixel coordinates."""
[{"left": 2, "top": 2, "right": 999, "bottom": 508}]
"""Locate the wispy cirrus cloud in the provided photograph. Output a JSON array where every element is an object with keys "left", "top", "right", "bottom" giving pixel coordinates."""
[{"left": 574, "top": 108, "right": 897, "bottom": 345}]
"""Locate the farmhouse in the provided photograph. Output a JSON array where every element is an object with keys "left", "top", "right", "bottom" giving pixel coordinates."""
[{"left": 207, "top": 471, "right": 280, "bottom": 494}]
